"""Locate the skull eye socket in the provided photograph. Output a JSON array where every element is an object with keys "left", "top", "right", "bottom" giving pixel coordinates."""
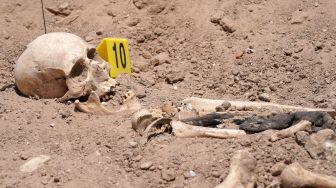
[{"left": 87, "top": 48, "right": 96, "bottom": 59}]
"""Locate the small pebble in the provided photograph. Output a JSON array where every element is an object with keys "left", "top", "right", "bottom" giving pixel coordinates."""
[
  {"left": 140, "top": 161, "right": 153, "bottom": 170},
  {"left": 259, "top": 93, "right": 271, "bottom": 102},
  {"left": 129, "top": 141, "right": 138, "bottom": 148}
]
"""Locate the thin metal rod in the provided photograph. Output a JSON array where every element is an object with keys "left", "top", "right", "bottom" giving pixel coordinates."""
[{"left": 40, "top": 0, "right": 47, "bottom": 34}]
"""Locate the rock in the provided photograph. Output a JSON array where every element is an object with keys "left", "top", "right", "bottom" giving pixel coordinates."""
[
  {"left": 304, "top": 129, "right": 336, "bottom": 159},
  {"left": 295, "top": 131, "right": 309, "bottom": 146},
  {"left": 3, "top": 31, "right": 10, "bottom": 39},
  {"left": 165, "top": 71, "right": 185, "bottom": 84},
  {"left": 259, "top": 93, "right": 271, "bottom": 102},
  {"left": 133, "top": 0, "right": 147, "bottom": 9},
  {"left": 107, "top": 10, "right": 116, "bottom": 17},
  {"left": 84, "top": 34, "right": 95, "bottom": 42},
  {"left": 150, "top": 52, "right": 170, "bottom": 66},
  {"left": 19, "top": 153, "right": 29, "bottom": 160},
  {"left": 161, "top": 102, "right": 177, "bottom": 117},
  {"left": 210, "top": 171, "right": 220, "bottom": 178},
  {"left": 133, "top": 155, "right": 143, "bottom": 162},
  {"left": 314, "top": 42, "right": 324, "bottom": 51},
  {"left": 53, "top": 177, "right": 60, "bottom": 183},
  {"left": 127, "top": 18, "right": 141, "bottom": 27},
  {"left": 161, "top": 169, "right": 176, "bottom": 181},
  {"left": 184, "top": 170, "right": 197, "bottom": 179},
  {"left": 49, "top": 123, "right": 55, "bottom": 128},
  {"left": 20, "top": 155, "right": 50, "bottom": 172},
  {"left": 190, "top": 58, "right": 197, "bottom": 64},
  {"left": 215, "top": 101, "right": 231, "bottom": 112},
  {"left": 59, "top": 110, "right": 71, "bottom": 119},
  {"left": 270, "top": 162, "right": 286, "bottom": 176},
  {"left": 231, "top": 70, "right": 239, "bottom": 76},
  {"left": 291, "top": 11, "right": 309, "bottom": 24},
  {"left": 95, "top": 29, "right": 103, "bottom": 36},
  {"left": 148, "top": 3, "right": 166, "bottom": 14},
  {"left": 313, "top": 95, "right": 326, "bottom": 104},
  {"left": 140, "top": 161, "right": 153, "bottom": 170},
  {"left": 129, "top": 141, "right": 138, "bottom": 148},
  {"left": 133, "top": 60, "right": 150, "bottom": 72},
  {"left": 210, "top": 15, "right": 236, "bottom": 33}
]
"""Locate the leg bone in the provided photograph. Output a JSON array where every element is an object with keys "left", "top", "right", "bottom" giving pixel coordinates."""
[
  {"left": 182, "top": 97, "right": 335, "bottom": 114},
  {"left": 171, "top": 120, "right": 246, "bottom": 139},
  {"left": 215, "top": 150, "right": 257, "bottom": 188},
  {"left": 280, "top": 162, "right": 336, "bottom": 188},
  {"left": 270, "top": 120, "right": 312, "bottom": 142}
]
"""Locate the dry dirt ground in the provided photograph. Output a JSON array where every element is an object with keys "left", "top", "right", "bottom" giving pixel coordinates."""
[{"left": 1, "top": 0, "right": 336, "bottom": 187}]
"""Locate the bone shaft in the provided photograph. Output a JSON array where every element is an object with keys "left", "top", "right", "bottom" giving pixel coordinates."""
[
  {"left": 172, "top": 121, "right": 246, "bottom": 139},
  {"left": 270, "top": 120, "right": 311, "bottom": 141},
  {"left": 311, "top": 173, "right": 336, "bottom": 188},
  {"left": 183, "top": 97, "right": 334, "bottom": 113}
]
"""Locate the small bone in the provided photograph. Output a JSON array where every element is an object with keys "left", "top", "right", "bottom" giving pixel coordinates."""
[
  {"left": 215, "top": 150, "right": 257, "bottom": 188},
  {"left": 270, "top": 120, "right": 312, "bottom": 142},
  {"left": 75, "top": 91, "right": 141, "bottom": 115},
  {"left": 132, "top": 109, "right": 153, "bottom": 135},
  {"left": 171, "top": 120, "right": 246, "bottom": 139},
  {"left": 182, "top": 97, "right": 335, "bottom": 114},
  {"left": 144, "top": 118, "right": 172, "bottom": 142},
  {"left": 280, "top": 162, "right": 336, "bottom": 188}
]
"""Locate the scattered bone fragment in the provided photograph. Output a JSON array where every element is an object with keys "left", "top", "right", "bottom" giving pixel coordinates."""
[
  {"left": 14, "top": 32, "right": 116, "bottom": 101},
  {"left": 171, "top": 121, "right": 246, "bottom": 139},
  {"left": 144, "top": 118, "right": 172, "bottom": 142},
  {"left": 182, "top": 97, "right": 335, "bottom": 114},
  {"left": 132, "top": 109, "right": 153, "bottom": 135},
  {"left": 75, "top": 91, "right": 141, "bottom": 115},
  {"left": 20, "top": 155, "right": 50, "bottom": 173},
  {"left": 270, "top": 120, "right": 312, "bottom": 142},
  {"left": 280, "top": 162, "right": 336, "bottom": 188},
  {"left": 215, "top": 150, "right": 256, "bottom": 188}
]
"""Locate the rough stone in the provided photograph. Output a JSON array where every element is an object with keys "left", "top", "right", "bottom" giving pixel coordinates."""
[
  {"left": 295, "top": 131, "right": 309, "bottom": 146},
  {"left": 20, "top": 155, "right": 50, "bottom": 172},
  {"left": 215, "top": 101, "right": 231, "bottom": 112},
  {"left": 165, "top": 71, "right": 185, "bottom": 84},
  {"left": 140, "top": 161, "right": 153, "bottom": 170},
  {"left": 150, "top": 52, "right": 170, "bottom": 66},
  {"left": 161, "top": 169, "right": 176, "bottom": 181},
  {"left": 259, "top": 93, "right": 271, "bottom": 102},
  {"left": 270, "top": 162, "right": 286, "bottom": 176},
  {"left": 304, "top": 129, "right": 336, "bottom": 159}
]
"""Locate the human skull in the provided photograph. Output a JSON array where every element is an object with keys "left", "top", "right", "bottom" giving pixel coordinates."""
[{"left": 14, "top": 32, "right": 116, "bottom": 101}]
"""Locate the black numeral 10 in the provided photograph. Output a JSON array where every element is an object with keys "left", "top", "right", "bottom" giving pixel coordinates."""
[{"left": 112, "top": 42, "right": 127, "bottom": 69}]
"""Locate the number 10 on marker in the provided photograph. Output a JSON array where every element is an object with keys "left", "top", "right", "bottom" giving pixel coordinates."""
[{"left": 96, "top": 38, "right": 131, "bottom": 78}]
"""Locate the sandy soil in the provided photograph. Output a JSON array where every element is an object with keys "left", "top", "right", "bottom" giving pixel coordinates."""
[{"left": 1, "top": 0, "right": 336, "bottom": 187}]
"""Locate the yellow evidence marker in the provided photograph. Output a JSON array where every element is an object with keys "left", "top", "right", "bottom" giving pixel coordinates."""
[{"left": 96, "top": 38, "right": 131, "bottom": 78}]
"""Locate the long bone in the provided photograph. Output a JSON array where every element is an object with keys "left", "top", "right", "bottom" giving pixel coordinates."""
[
  {"left": 280, "top": 162, "right": 336, "bottom": 188},
  {"left": 131, "top": 110, "right": 246, "bottom": 139},
  {"left": 182, "top": 97, "right": 335, "bottom": 114},
  {"left": 215, "top": 150, "right": 257, "bottom": 188},
  {"left": 171, "top": 120, "right": 246, "bottom": 139},
  {"left": 270, "top": 120, "right": 312, "bottom": 142}
]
